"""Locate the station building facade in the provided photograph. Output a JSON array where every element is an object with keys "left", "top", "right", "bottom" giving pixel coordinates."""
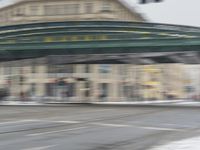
[
  {"left": 0, "top": 0, "right": 144, "bottom": 26},
  {"left": 0, "top": 57, "right": 189, "bottom": 102},
  {"left": 0, "top": 0, "right": 194, "bottom": 101}
]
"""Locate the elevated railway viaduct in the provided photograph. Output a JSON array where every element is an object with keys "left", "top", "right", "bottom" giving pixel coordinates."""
[{"left": 0, "top": 21, "right": 200, "bottom": 64}]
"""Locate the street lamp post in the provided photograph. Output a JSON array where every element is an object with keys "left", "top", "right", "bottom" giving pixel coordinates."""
[{"left": 19, "top": 75, "right": 25, "bottom": 101}]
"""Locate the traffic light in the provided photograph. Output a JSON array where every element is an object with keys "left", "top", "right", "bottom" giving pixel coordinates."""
[{"left": 140, "top": 0, "right": 163, "bottom": 4}]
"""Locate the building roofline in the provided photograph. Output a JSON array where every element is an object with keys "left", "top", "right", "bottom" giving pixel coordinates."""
[
  {"left": 0, "top": 0, "right": 146, "bottom": 21},
  {"left": 117, "top": 0, "right": 146, "bottom": 21},
  {"left": 0, "top": 0, "right": 27, "bottom": 11}
]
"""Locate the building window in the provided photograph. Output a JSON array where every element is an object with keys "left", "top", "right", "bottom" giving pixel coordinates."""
[
  {"left": 44, "top": 4, "right": 80, "bottom": 16},
  {"left": 31, "top": 83, "right": 36, "bottom": 96},
  {"left": 15, "top": 7, "right": 24, "bottom": 16},
  {"left": 99, "top": 64, "right": 111, "bottom": 73},
  {"left": 99, "top": 83, "right": 109, "bottom": 99},
  {"left": 85, "top": 3, "right": 93, "bottom": 14},
  {"left": 64, "top": 4, "right": 80, "bottom": 15},
  {"left": 30, "top": 5, "right": 39, "bottom": 15},
  {"left": 101, "top": 1, "right": 112, "bottom": 12},
  {"left": 46, "top": 83, "right": 55, "bottom": 97},
  {"left": 48, "top": 65, "right": 74, "bottom": 73},
  {"left": 67, "top": 83, "right": 76, "bottom": 97},
  {"left": 84, "top": 65, "right": 90, "bottom": 73},
  {"left": 71, "top": 4, "right": 80, "bottom": 14},
  {"left": 3, "top": 67, "right": 12, "bottom": 75},
  {"left": 56, "top": 5, "right": 65, "bottom": 15},
  {"left": 32, "top": 65, "right": 37, "bottom": 74},
  {"left": 84, "top": 81, "right": 91, "bottom": 97},
  {"left": 44, "top": 5, "right": 56, "bottom": 16}
]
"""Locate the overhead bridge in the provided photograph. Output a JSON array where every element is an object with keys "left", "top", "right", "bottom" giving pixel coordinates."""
[{"left": 0, "top": 21, "right": 200, "bottom": 64}]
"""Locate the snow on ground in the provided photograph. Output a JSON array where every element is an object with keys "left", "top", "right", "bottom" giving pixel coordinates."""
[
  {"left": 0, "top": 101, "right": 40, "bottom": 106},
  {"left": 150, "top": 136, "right": 200, "bottom": 150},
  {"left": 92, "top": 100, "right": 186, "bottom": 105}
]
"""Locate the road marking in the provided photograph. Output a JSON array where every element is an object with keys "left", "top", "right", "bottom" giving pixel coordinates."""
[
  {"left": 27, "top": 127, "right": 88, "bottom": 136},
  {"left": 23, "top": 145, "right": 56, "bottom": 150},
  {"left": 139, "top": 126, "right": 182, "bottom": 131},
  {"left": 44, "top": 120, "right": 80, "bottom": 124},
  {"left": 91, "top": 123, "right": 131, "bottom": 127},
  {"left": 164, "top": 123, "right": 194, "bottom": 128},
  {"left": 88, "top": 109, "right": 114, "bottom": 112},
  {"left": 91, "top": 122, "right": 182, "bottom": 131},
  {"left": 0, "top": 120, "right": 39, "bottom": 125}
]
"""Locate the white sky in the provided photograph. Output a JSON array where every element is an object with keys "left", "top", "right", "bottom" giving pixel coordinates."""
[
  {"left": 125, "top": 0, "right": 200, "bottom": 27},
  {"left": 0, "top": 0, "right": 200, "bottom": 27}
]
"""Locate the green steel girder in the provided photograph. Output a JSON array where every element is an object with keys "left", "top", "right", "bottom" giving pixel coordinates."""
[
  {"left": 0, "top": 26, "right": 199, "bottom": 39},
  {"left": 1, "top": 21, "right": 200, "bottom": 39},
  {"left": 0, "top": 21, "right": 200, "bottom": 60},
  {"left": 1, "top": 37, "right": 200, "bottom": 49},
  {"left": 1, "top": 21, "right": 200, "bottom": 32},
  {"left": 3, "top": 46, "right": 200, "bottom": 61}
]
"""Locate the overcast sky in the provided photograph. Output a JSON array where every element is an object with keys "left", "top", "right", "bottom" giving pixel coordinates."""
[
  {"left": 125, "top": 0, "right": 200, "bottom": 27},
  {"left": 0, "top": 0, "right": 200, "bottom": 27}
]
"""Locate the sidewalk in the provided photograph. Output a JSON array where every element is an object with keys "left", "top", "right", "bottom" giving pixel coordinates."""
[
  {"left": 0, "top": 101, "right": 41, "bottom": 106},
  {"left": 91, "top": 100, "right": 200, "bottom": 107},
  {"left": 1, "top": 99, "right": 200, "bottom": 107}
]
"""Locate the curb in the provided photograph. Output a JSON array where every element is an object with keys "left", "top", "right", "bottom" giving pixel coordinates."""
[{"left": 1, "top": 100, "right": 200, "bottom": 108}]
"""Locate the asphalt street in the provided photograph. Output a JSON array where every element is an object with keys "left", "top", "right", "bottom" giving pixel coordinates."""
[{"left": 0, "top": 105, "right": 200, "bottom": 150}]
